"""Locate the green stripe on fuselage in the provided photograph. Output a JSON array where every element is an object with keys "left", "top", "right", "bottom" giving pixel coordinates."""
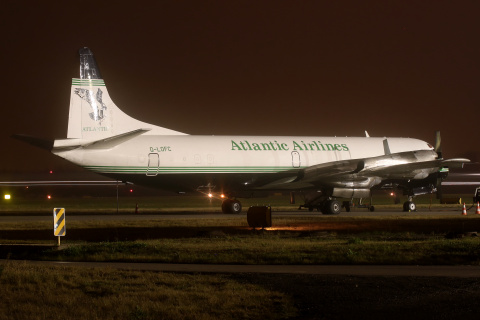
[{"left": 83, "top": 165, "right": 298, "bottom": 174}]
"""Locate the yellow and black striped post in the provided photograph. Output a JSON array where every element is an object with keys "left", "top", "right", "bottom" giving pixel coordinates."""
[{"left": 53, "top": 208, "right": 66, "bottom": 246}]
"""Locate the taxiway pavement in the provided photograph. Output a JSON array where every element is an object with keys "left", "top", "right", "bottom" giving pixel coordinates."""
[
  {"left": 0, "top": 207, "right": 473, "bottom": 222},
  {"left": 3, "top": 260, "right": 480, "bottom": 277}
]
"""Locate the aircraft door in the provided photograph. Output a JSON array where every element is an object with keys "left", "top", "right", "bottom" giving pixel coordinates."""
[
  {"left": 146, "top": 153, "right": 159, "bottom": 176},
  {"left": 291, "top": 151, "right": 301, "bottom": 168}
]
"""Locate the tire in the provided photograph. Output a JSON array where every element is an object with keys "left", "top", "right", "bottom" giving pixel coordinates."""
[
  {"left": 407, "top": 201, "right": 416, "bottom": 212},
  {"left": 231, "top": 200, "right": 242, "bottom": 214},
  {"left": 222, "top": 199, "right": 242, "bottom": 214},
  {"left": 323, "top": 200, "right": 341, "bottom": 215},
  {"left": 221, "top": 200, "right": 232, "bottom": 213}
]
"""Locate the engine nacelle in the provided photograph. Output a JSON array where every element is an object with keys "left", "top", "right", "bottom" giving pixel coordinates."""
[{"left": 332, "top": 188, "right": 371, "bottom": 198}]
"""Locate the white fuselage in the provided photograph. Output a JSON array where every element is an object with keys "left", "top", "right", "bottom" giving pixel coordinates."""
[
  {"left": 55, "top": 136, "right": 433, "bottom": 172},
  {"left": 53, "top": 135, "right": 436, "bottom": 193}
]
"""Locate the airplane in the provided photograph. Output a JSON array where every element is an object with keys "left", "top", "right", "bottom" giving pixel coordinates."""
[{"left": 13, "top": 47, "right": 470, "bottom": 215}]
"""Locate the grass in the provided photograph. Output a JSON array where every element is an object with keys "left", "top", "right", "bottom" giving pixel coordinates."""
[
  {"left": 1, "top": 213, "right": 480, "bottom": 265},
  {"left": 0, "top": 261, "right": 297, "bottom": 320},
  {"left": 35, "top": 233, "right": 479, "bottom": 265}
]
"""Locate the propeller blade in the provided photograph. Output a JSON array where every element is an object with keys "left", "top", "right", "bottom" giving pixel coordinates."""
[{"left": 434, "top": 131, "right": 443, "bottom": 159}]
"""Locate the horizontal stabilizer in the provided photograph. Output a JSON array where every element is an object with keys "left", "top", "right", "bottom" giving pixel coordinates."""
[
  {"left": 0, "top": 180, "right": 125, "bottom": 186},
  {"left": 11, "top": 134, "right": 54, "bottom": 151},
  {"left": 82, "top": 128, "right": 151, "bottom": 149},
  {"left": 53, "top": 128, "right": 151, "bottom": 150}
]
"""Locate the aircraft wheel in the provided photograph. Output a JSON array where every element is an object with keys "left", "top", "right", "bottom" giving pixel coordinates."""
[
  {"left": 221, "top": 200, "right": 232, "bottom": 213},
  {"left": 369, "top": 206, "right": 375, "bottom": 212},
  {"left": 323, "top": 200, "right": 341, "bottom": 215},
  {"left": 222, "top": 199, "right": 242, "bottom": 214},
  {"left": 406, "top": 201, "right": 416, "bottom": 212},
  {"left": 403, "top": 201, "right": 416, "bottom": 212},
  {"left": 231, "top": 200, "right": 242, "bottom": 214}
]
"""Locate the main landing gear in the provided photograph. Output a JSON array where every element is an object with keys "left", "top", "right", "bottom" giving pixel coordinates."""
[
  {"left": 323, "top": 199, "right": 342, "bottom": 215},
  {"left": 303, "top": 199, "right": 342, "bottom": 215},
  {"left": 403, "top": 196, "right": 416, "bottom": 212},
  {"left": 222, "top": 199, "right": 242, "bottom": 214}
]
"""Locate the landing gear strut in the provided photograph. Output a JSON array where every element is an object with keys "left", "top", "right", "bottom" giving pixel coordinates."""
[{"left": 222, "top": 199, "right": 242, "bottom": 214}]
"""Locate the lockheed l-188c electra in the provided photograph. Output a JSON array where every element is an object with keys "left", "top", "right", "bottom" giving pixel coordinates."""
[{"left": 14, "top": 48, "right": 470, "bottom": 215}]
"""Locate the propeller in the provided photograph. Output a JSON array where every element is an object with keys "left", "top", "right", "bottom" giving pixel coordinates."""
[
  {"left": 434, "top": 130, "right": 443, "bottom": 159},
  {"left": 434, "top": 131, "right": 448, "bottom": 198}
]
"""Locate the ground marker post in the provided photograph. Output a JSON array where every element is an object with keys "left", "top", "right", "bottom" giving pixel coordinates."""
[
  {"left": 476, "top": 202, "right": 480, "bottom": 215},
  {"left": 462, "top": 203, "right": 467, "bottom": 216},
  {"left": 53, "top": 208, "right": 66, "bottom": 246}
]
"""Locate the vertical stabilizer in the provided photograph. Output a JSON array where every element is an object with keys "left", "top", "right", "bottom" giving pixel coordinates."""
[
  {"left": 67, "top": 47, "right": 185, "bottom": 140},
  {"left": 79, "top": 47, "right": 102, "bottom": 80}
]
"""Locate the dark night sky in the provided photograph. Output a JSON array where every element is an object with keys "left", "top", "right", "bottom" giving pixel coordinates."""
[{"left": 1, "top": 1, "right": 479, "bottom": 174}]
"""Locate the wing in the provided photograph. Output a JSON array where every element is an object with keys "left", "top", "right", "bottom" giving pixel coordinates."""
[
  {"left": 285, "top": 151, "right": 470, "bottom": 190},
  {"left": 360, "top": 155, "right": 469, "bottom": 180},
  {"left": 252, "top": 159, "right": 365, "bottom": 190}
]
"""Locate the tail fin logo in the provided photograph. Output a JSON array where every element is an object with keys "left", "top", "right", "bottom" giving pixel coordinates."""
[{"left": 74, "top": 88, "right": 108, "bottom": 124}]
